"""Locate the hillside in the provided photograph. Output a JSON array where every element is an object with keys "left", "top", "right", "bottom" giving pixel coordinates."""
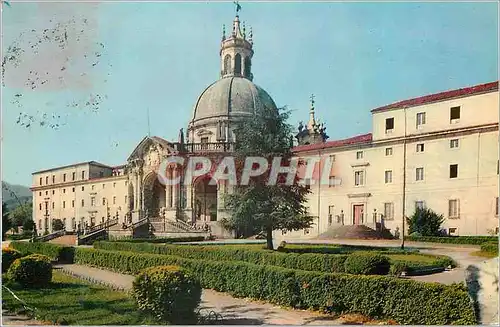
[{"left": 2, "top": 181, "right": 32, "bottom": 208}]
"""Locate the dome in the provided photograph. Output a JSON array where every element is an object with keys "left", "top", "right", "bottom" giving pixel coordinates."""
[{"left": 191, "top": 76, "right": 277, "bottom": 124}]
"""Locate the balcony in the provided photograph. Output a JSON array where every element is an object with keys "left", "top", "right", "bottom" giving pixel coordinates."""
[{"left": 173, "top": 142, "right": 235, "bottom": 153}]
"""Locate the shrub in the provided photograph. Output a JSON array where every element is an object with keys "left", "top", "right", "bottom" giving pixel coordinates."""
[
  {"left": 407, "top": 207, "right": 444, "bottom": 236},
  {"left": 405, "top": 236, "right": 498, "bottom": 245},
  {"left": 10, "top": 241, "right": 74, "bottom": 263},
  {"left": 74, "top": 248, "right": 476, "bottom": 324},
  {"left": 132, "top": 265, "right": 201, "bottom": 324},
  {"left": 2, "top": 248, "right": 23, "bottom": 272},
  {"left": 480, "top": 242, "right": 499, "bottom": 254},
  {"left": 7, "top": 254, "right": 52, "bottom": 288},
  {"left": 113, "top": 236, "right": 206, "bottom": 244},
  {"left": 344, "top": 253, "right": 390, "bottom": 275}
]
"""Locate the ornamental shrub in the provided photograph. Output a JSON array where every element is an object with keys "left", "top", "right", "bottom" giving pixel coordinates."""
[
  {"left": 2, "top": 248, "right": 22, "bottom": 272},
  {"left": 132, "top": 265, "right": 201, "bottom": 324},
  {"left": 7, "top": 254, "right": 52, "bottom": 288},
  {"left": 10, "top": 241, "right": 74, "bottom": 263},
  {"left": 344, "top": 253, "right": 390, "bottom": 275},
  {"left": 480, "top": 241, "right": 499, "bottom": 254}
]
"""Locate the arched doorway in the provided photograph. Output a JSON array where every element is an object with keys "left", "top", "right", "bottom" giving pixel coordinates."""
[
  {"left": 193, "top": 176, "right": 218, "bottom": 223},
  {"left": 143, "top": 173, "right": 166, "bottom": 218}
]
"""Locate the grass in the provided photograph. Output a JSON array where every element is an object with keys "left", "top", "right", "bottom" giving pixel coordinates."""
[
  {"left": 2, "top": 270, "right": 157, "bottom": 325},
  {"left": 470, "top": 250, "right": 498, "bottom": 259}
]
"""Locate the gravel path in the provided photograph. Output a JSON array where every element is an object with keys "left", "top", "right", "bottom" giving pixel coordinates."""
[{"left": 55, "top": 264, "right": 344, "bottom": 325}]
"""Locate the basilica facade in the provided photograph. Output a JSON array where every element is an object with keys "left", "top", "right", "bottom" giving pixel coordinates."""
[{"left": 31, "top": 11, "right": 499, "bottom": 239}]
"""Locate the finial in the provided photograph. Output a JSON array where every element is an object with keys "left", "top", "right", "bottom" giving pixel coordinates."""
[
  {"left": 243, "top": 22, "right": 246, "bottom": 38},
  {"left": 307, "top": 94, "right": 317, "bottom": 131},
  {"left": 310, "top": 94, "right": 315, "bottom": 110},
  {"left": 234, "top": 1, "right": 241, "bottom": 16},
  {"left": 222, "top": 24, "right": 226, "bottom": 41}
]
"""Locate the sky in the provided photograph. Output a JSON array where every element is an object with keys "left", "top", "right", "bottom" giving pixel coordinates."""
[{"left": 1, "top": 0, "right": 498, "bottom": 187}]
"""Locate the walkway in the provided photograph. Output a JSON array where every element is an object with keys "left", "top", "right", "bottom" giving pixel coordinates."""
[
  {"left": 283, "top": 238, "right": 486, "bottom": 284},
  {"left": 55, "top": 264, "right": 346, "bottom": 325}
]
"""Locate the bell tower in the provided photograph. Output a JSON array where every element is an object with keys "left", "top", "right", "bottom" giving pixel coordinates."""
[{"left": 220, "top": 3, "right": 254, "bottom": 80}]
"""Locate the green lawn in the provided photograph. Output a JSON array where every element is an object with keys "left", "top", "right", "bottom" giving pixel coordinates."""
[{"left": 2, "top": 271, "right": 157, "bottom": 325}]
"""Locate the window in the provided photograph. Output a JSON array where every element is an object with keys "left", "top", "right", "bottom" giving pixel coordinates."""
[
  {"left": 416, "top": 167, "right": 424, "bottom": 181},
  {"left": 384, "top": 202, "right": 394, "bottom": 220},
  {"left": 102, "top": 184, "right": 105, "bottom": 189},
  {"left": 354, "top": 171, "right": 364, "bottom": 186},
  {"left": 356, "top": 151, "right": 363, "bottom": 160},
  {"left": 72, "top": 187, "right": 75, "bottom": 192},
  {"left": 52, "top": 202, "right": 54, "bottom": 209},
  {"left": 81, "top": 171, "right": 85, "bottom": 179},
  {"left": 72, "top": 200, "right": 75, "bottom": 208},
  {"left": 244, "top": 56, "right": 251, "bottom": 77},
  {"left": 329, "top": 155, "right": 336, "bottom": 162},
  {"left": 81, "top": 199, "right": 84, "bottom": 207},
  {"left": 72, "top": 172, "right": 76, "bottom": 181},
  {"left": 223, "top": 54, "right": 231, "bottom": 75},
  {"left": 234, "top": 53, "right": 242, "bottom": 75},
  {"left": 384, "top": 170, "right": 393, "bottom": 183},
  {"left": 448, "top": 227, "right": 458, "bottom": 236},
  {"left": 92, "top": 185, "right": 95, "bottom": 190},
  {"left": 45, "top": 191, "right": 48, "bottom": 195},
  {"left": 416, "top": 143, "right": 424, "bottom": 152},
  {"left": 449, "top": 164, "right": 458, "bottom": 178},
  {"left": 63, "top": 201, "right": 66, "bottom": 209},
  {"left": 45, "top": 176, "right": 48, "bottom": 184},
  {"left": 497, "top": 160, "right": 499, "bottom": 175},
  {"left": 450, "top": 106, "right": 460, "bottom": 121},
  {"left": 201, "top": 137, "right": 209, "bottom": 150},
  {"left": 125, "top": 195, "right": 128, "bottom": 204},
  {"left": 450, "top": 139, "right": 459, "bottom": 148},
  {"left": 125, "top": 180, "right": 128, "bottom": 186},
  {"left": 102, "top": 197, "right": 106, "bottom": 205},
  {"left": 385, "top": 147, "right": 393, "bottom": 156},
  {"left": 328, "top": 205, "right": 335, "bottom": 226},
  {"left": 496, "top": 197, "right": 498, "bottom": 216},
  {"left": 39, "top": 177, "right": 42, "bottom": 185},
  {"left": 52, "top": 175, "right": 55, "bottom": 183},
  {"left": 415, "top": 201, "right": 425, "bottom": 210},
  {"left": 81, "top": 186, "right": 85, "bottom": 191},
  {"left": 52, "top": 190, "right": 55, "bottom": 195},
  {"left": 416, "top": 112, "right": 426, "bottom": 128},
  {"left": 39, "top": 191, "right": 41, "bottom": 196},
  {"left": 91, "top": 197, "right": 96, "bottom": 207},
  {"left": 39, "top": 203, "right": 42, "bottom": 210},
  {"left": 385, "top": 117, "right": 394, "bottom": 132},
  {"left": 448, "top": 199, "right": 460, "bottom": 218},
  {"left": 113, "top": 196, "right": 116, "bottom": 205},
  {"left": 329, "top": 176, "right": 337, "bottom": 187},
  {"left": 63, "top": 173, "right": 66, "bottom": 182},
  {"left": 63, "top": 188, "right": 66, "bottom": 194},
  {"left": 113, "top": 182, "right": 116, "bottom": 188}
]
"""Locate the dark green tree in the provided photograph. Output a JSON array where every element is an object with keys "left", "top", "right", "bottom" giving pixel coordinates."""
[
  {"left": 52, "top": 219, "right": 65, "bottom": 231},
  {"left": 8, "top": 202, "right": 32, "bottom": 232},
  {"left": 22, "top": 219, "right": 36, "bottom": 237},
  {"left": 406, "top": 207, "right": 444, "bottom": 236},
  {"left": 222, "top": 105, "right": 313, "bottom": 250},
  {"left": 2, "top": 202, "right": 12, "bottom": 240}
]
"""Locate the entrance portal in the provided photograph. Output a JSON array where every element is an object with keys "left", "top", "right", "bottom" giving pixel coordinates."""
[
  {"left": 143, "top": 174, "right": 166, "bottom": 218},
  {"left": 194, "top": 176, "right": 218, "bottom": 223},
  {"left": 353, "top": 204, "right": 364, "bottom": 225}
]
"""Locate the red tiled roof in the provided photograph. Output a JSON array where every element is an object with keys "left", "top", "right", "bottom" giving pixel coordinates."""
[
  {"left": 293, "top": 133, "right": 372, "bottom": 153},
  {"left": 371, "top": 81, "right": 499, "bottom": 113}
]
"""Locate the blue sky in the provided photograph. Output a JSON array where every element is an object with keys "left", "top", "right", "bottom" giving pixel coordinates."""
[{"left": 2, "top": 1, "right": 498, "bottom": 187}]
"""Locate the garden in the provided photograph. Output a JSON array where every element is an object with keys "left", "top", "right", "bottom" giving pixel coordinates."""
[{"left": 3, "top": 239, "right": 478, "bottom": 325}]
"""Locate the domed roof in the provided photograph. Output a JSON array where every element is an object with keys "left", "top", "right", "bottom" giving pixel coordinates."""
[{"left": 191, "top": 76, "right": 277, "bottom": 124}]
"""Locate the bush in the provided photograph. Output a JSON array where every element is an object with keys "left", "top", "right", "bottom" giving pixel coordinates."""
[
  {"left": 132, "top": 265, "right": 201, "bottom": 324},
  {"left": 9, "top": 241, "right": 74, "bottom": 263},
  {"left": 405, "top": 236, "right": 498, "bottom": 245},
  {"left": 2, "top": 248, "right": 23, "bottom": 272},
  {"left": 7, "top": 254, "right": 52, "bottom": 288},
  {"left": 113, "top": 236, "right": 206, "bottom": 244},
  {"left": 74, "top": 248, "right": 476, "bottom": 324},
  {"left": 407, "top": 207, "right": 444, "bottom": 236},
  {"left": 344, "top": 253, "right": 390, "bottom": 275},
  {"left": 480, "top": 242, "right": 499, "bottom": 254}
]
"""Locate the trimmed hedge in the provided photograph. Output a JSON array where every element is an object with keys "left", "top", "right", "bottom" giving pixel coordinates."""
[
  {"left": 7, "top": 254, "right": 53, "bottom": 288},
  {"left": 93, "top": 241, "right": 453, "bottom": 275},
  {"left": 480, "top": 242, "right": 499, "bottom": 254},
  {"left": 74, "top": 247, "right": 476, "bottom": 325},
  {"left": 10, "top": 241, "right": 74, "bottom": 263},
  {"left": 2, "top": 248, "right": 23, "bottom": 273},
  {"left": 277, "top": 243, "right": 417, "bottom": 255},
  {"left": 112, "top": 236, "right": 206, "bottom": 244},
  {"left": 344, "top": 253, "right": 390, "bottom": 275},
  {"left": 132, "top": 265, "right": 201, "bottom": 324},
  {"left": 405, "top": 236, "right": 498, "bottom": 245}
]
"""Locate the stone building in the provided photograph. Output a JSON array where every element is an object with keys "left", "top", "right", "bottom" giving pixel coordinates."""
[{"left": 31, "top": 11, "right": 499, "bottom": 239}]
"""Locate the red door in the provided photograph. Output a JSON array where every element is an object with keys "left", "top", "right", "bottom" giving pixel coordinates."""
[{"left": 353, "top": 205, "right": 364, "bottom": 225}]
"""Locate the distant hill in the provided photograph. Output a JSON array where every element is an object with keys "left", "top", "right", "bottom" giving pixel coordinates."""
[{"left": 2, "top": 181, "right": 32, "bottom": 209}]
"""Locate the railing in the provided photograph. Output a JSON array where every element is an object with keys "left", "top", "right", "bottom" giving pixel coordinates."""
[
  {"left": 130, "top": 218, "right": 149, "bottom": 229},
  {"left": 85, "top": 218, "right": 119, "bottom": 234},
  {"left": 34, "top": 229, "right": 66, "bottom": 242},
  {"left": 173, "top": 142, "right": 235, "bottom": 153}
]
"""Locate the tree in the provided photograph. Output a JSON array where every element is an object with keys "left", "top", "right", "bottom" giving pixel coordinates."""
[
  {"left": 8, "top": 202, "right": 32, "bottom": 231},
  {"left": 52, "top": 219, "right": 65, "bottom": 231},
  {"left": 406, "top": 207, "right": 444, "bottom": 236},
  {"left": 23, "top": 219, "right": 36, "bottom": 236},
  {"left": 2, "top": 202, "right": 12, "bottom": 240},
  {"left": 222, "top": 105, "right": 313, "bottom": 250}
]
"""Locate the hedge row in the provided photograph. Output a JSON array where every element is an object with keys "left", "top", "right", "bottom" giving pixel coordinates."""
[
  {"left": 10, "top": 241, "right": 74, "bottom": 263},
  {"left": 277, "top": 243, "right": 417, "bottom": 255},
  {"left": 93, "top": 241, "right": 454, "bottom": 275},
  {"left": 480, "top": 242, "right": 499, "bottom": 254},
  {"left": 404, "top": 236, "right": 498, "bottom": 245},
  {"left": 73, "top": 247, "right": 476, "bottom": 325}
]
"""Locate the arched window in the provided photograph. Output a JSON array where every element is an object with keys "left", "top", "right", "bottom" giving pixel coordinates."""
[
  {"left": 244, "top": 57, "right": 251, "bottom": 77},
  {"left": 223, "top": 55, "right": 231, "bottom": 75},
  {"left": 234, "top": 53, "right": 242, "bottom": 75}
]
